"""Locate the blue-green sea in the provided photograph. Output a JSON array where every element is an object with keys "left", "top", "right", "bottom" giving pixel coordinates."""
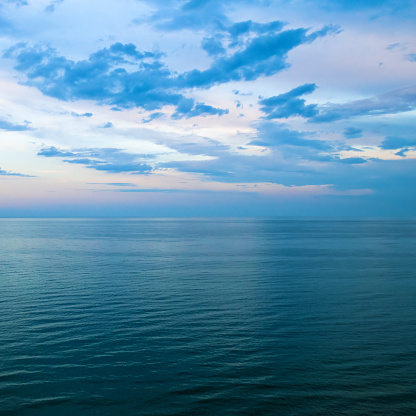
[{"left": 1, "top": 219, "right": 415, "bottom": 415}]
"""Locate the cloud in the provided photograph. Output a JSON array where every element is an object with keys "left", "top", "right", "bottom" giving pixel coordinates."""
[
  {"left": 178, "top": 26, "right": 335, "bottom": 89},
  {"left": 405, "top": 53, "right": 416, "bottom": 62},
  {"left": 159, "top": 140, "right": 369, "bottom": 187},
  {"left": 115, "top": 189, "right": 188, "bottom": 193},
  {"left": 100, "top": 122, "right": 113, "bottom": 128},
  {"left": 395, "top": 148, "right": 410, "bottom": 157},
  {"left": 3, "top": 42, "right": 181, "bottom": 111},
  {"left": 259, "top": 83, "right": 318, "bottom": 119},
  {"left": 86, "top": 182, "right": 137, "bottom": 187},
  {"left": 228, "top": 20, "right": 285, "bottom": 40},
  {"left": 37, "top": 146, "right": 155, "bottom": 174},
  {"left": 37, "top": 146, "right": 78, "bottom": 157},
  {"left": 386, "top": 43, "right": 403, "bottom": 51},
  {"left": 306, "top": 0, "right": 416, "bottom": 16},
  {"left": 156, "top": 136, "right": 230, "bottom": 157},
  {"left": 65, "top": 159, "right": 152, "bottom": 174},
  {"left": 248, "top": 122, "right": 367, "bottom": 167},
  {"left": 45, "top": 0, "right": 63, "bottom": 13},
  {"left": 4, "top": 24, "right": 334, "bottom": 114},
  {"left": 250, "top": 121, "right": 333, "bottom": 151},
  {"left": 148, "top": 0, "right": 232, "bottom": 32},
  {"left": 160, "top": 160, "right": 236, "bottom": 178},
  {"left": 4, "top": 0, "right": 28, "bottom": 6},
  {"left": 0, "top": 118, "right": 31, "bottom": 131},
  {"left": 3, "top": 42, "right": 224, "bottom": 116},
  {"left": 233, "top": 90, "right": 252, "bottom": 96},
  {"left": 71, "top": 112, "right": 93, "bottom": 117},
  {"left": 0, "top": 15, "right": 13, "bottom": 33},
  {"left": 201, "top": 36, "right": 226, "bottom": 57},
  {"left": 339, "top": 157, "right": 367, "bottom": 164},
  {"left": 344, "top": 127, "right": 363, "bottom": 139},
  {"left": 172, "top": 102, "right": 228, "bottom": 119},
  {"left": 311, "top": 86, "right": 416, "bottom": 122},
  {"left": 379, "top": 136, "right": 416, "bottom": 149},
  {"left": 142, "top": 112, "right": 165, "bottom": 123},
  {"left": 0, "top": 167, "right": 34, "bottom": 177}
]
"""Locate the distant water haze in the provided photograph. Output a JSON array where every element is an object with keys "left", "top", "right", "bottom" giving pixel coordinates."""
[{"left": 0, "top": 219, "right": 415, "bottom": 415}]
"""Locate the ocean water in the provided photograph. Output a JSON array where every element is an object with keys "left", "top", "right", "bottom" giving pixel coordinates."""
[{"left": 0, "top": 218, "right": 415, "bottom": 415}]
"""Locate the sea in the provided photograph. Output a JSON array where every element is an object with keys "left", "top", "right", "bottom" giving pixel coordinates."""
[{"left": 0, "top": 218, "right": 415, "bottom": 415}]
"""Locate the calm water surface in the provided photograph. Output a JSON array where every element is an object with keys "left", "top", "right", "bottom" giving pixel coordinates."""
[{"left": 0, "top": 219, "right": 415, "bottom": 415}]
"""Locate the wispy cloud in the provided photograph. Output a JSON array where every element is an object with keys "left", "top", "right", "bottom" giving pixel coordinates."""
[
  {"left": 0, "top": 167, "right": 34, "bottom": 177},
  {"left": 0, "top": 118, "right": 31, "bottom": 131},
  {"left": 45, "top": 0, "right": 63, "bottom": 13},
  {"left": 344, "top": 127, "right": 363, "bottom": 139},
  {"left": 311, "top": 86, "right": 416, "bottom": 122},
  {"left": 86, "top": 182, "right": 137, "bottom": 187},
  {"left": 38, "top": 147, "right": 155, "bottom": 174}
]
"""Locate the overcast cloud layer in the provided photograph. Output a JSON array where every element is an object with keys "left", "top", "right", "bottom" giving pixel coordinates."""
[{"left": 0, "top": 0, "right": 415, "bottom": 216}]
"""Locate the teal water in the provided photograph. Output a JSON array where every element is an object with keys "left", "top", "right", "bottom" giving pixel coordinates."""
[{"left": 0, "top": 219, "right": 415, "bottom": 415}]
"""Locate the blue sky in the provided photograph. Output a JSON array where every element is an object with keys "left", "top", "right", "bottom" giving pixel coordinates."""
[{"left": 0, "top": 0, "right": 415, "bottom": 217}]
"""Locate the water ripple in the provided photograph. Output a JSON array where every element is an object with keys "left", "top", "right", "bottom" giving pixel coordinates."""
[{"left": 1, "top": 219, "right": 416, "bottom": 415}]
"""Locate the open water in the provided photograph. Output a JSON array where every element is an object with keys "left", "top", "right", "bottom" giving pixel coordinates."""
[{"left": 0, "top": 218, "right": 415, "bottom": 415}]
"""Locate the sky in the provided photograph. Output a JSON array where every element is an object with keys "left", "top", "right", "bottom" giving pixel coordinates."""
[{"left": 0, "top": 0, "right": 415, "bottom": 217}]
